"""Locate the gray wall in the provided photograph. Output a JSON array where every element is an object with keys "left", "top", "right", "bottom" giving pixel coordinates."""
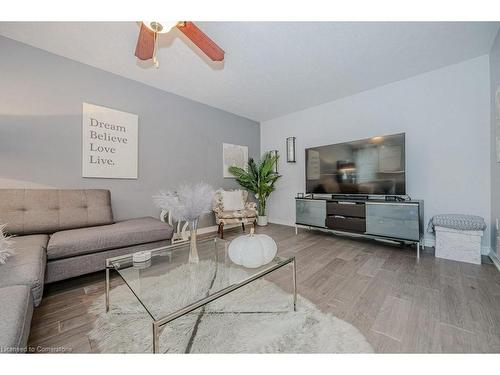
[
  {"left": 0, "top": 36, "right": 260, "bottom": 227},
  {"left": 490, "top": 30, "right": 500, "bottom": 255}
]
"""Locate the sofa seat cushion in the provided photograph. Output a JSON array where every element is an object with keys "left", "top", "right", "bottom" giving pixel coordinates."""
[
  {"left": 0, "top": 235, "right": 47, "bottom": 307},
  {"left": 0, "top": 285, "right": 34, "bottom": 352},
  {"left": 47, "top": 217, "right": 174, "bottom": 261}
]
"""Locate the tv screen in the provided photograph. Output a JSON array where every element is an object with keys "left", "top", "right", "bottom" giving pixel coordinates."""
[{"left": 305, "top": 133, "right": 406, "bottom": 195}]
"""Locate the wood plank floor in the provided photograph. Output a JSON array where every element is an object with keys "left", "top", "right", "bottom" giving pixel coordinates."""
[{"left": 28, "top": 224, "right": 500, "bottom": 353}]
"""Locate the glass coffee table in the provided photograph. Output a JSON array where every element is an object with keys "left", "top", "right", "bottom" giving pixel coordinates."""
[{"left": 105, "top": 237, "right": 297, "bottom": 353}]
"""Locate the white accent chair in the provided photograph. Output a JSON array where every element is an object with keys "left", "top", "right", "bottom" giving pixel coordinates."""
[{"left": 212, "top": 189, "right": 257, "bottom": 239}]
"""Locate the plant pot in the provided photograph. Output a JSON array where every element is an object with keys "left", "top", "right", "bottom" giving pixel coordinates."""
[{"left": 257, "top": 215, "right": 268, "bottom": 226}]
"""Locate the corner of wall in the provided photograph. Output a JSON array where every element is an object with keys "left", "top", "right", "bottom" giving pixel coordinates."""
[
  {"left": 489, "top": 27, "right": 500, "bottom": 257},
  {"left": 258, "top": 121, "right": 263, "bottom": 156}
]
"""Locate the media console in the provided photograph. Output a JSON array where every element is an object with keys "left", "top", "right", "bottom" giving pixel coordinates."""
[{"left": 295, "top": 196, "right": 424, "bottom": 258}]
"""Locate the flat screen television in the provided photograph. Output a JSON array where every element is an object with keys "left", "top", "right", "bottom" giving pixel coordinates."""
[{"left": 305, "top": 133, "right": 406, "bottom": 195}]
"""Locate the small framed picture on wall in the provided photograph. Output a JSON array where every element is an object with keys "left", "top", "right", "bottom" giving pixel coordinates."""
[{"left": 222, "top": 143, "right": 248, "bottom": 178}]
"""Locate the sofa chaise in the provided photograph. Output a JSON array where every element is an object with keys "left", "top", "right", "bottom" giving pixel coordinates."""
[{"left": 0, "top": 189, "right": 173, "bottom": 352}]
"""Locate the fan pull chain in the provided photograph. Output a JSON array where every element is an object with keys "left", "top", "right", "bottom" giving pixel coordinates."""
[{"left": 153, "top": 31, "right": 159, "bottom": 68}]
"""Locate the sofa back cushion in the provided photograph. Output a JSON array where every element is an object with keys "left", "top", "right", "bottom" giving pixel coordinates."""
[{"left": 0, "top": 189, "right": 113, "bottom": 235}]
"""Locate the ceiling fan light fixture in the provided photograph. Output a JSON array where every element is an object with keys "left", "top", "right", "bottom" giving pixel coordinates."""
[
  {"left": 144, "top": 21, "right": 179, "bottom": 34},
  {"left": 134, "top": 21, "right": 224, "bottom": 64}
]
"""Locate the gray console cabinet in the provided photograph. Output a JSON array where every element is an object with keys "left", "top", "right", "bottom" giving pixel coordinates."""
[
  {"left": 365, "top": 202, "right": 420, "bottom": 241},
  {"left": 296, "top": 199, "right": 326, "bottom": 228},
  {"left": 295, "top": 197, "right": 424, "bottom": 258}
]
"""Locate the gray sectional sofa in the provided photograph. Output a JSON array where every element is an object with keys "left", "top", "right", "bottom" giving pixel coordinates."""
[{"left": 0, "top": 189, "right": 173, "bottom": 352}]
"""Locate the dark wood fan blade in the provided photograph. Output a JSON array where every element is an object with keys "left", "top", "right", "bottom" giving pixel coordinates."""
[
  {"left": 135, "top": 22, "right": 155, "bottom": 60},
  {"left": 176, "top": 22, "right": 225, "bottom": 61}
]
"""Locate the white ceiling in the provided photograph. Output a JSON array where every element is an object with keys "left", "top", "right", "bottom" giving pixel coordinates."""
[{"left": 0, "top": 22, "right": 498, "bottom": 121}]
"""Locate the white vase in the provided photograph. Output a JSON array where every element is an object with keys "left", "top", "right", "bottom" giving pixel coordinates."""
[
  {"left": 257, "top": 215, "right": 268, "bottom": 226},
  {"left": 188, "top": 219, "right": 199, "bottom": 263}
]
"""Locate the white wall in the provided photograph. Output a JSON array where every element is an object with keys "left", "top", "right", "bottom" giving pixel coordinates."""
[
  {"left": 261, "top": 56, "right": 492, "bottom": 252},
  {"left": 490, "top": 30, "right": 500, "bottom": 257}
]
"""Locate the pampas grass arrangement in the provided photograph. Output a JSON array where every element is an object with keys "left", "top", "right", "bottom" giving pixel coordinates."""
[
  {"left": 153, "top": 182, "right": 215, "bottom": 263},
  {"left": 153, "top": 182, "right": 215, "bottom": 223},
  {"left": 0, "top": 224, "right": 14, "bottom": 265}
]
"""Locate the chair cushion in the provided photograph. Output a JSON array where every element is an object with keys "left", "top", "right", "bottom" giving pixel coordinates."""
[
  {"left": 0, "top": 234, "right": 47, "bottom": 307},
  {"left": 0, "top": 285, "right": 33, "bottom": 352},
  {"left": 218, "top": 209, "right": 257, "bottom": 219},
  {"left": 47, "top": 217, "right": 174, "bottom": 261},
  {"left": 221, "top": 190, "right": 245, "bottom": 211}
]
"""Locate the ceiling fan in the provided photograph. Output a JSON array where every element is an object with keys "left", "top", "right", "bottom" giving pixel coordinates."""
[{"left": 135, "top": 21, "right": 225, "bottom": 68}]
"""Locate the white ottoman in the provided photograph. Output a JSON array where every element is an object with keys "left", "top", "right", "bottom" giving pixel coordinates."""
[{"left": 435, "top": 226, "right": 483, "bottom": 265}]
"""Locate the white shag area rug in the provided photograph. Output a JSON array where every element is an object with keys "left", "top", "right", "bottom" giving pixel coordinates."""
[{"left": 88, "top": 260, "right": 373, "bottom": 353}]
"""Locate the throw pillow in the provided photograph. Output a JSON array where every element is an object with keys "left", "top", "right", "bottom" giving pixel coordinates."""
[
  {"left": 0, "top": 224, "right": 14, "bottom": 265},
  {"left": 222, "top": 190, "right": 245, "bottom": 211}
]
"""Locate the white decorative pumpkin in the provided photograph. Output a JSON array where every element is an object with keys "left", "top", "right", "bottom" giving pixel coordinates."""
[{"left": 228, "top": 229, "right": 277, "bottom": 268}]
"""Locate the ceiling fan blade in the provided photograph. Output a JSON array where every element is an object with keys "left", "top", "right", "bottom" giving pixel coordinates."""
[
  {"left": 176, "top": 22, "right": 225, "bottom": 61},
  {"left": 135, "top": 22, "right": 155, "bottom": 60}
]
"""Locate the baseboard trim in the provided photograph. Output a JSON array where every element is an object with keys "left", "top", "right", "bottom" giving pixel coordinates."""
[
  {"left": 422, "top": 237, "right": 435, "bottom": 248},
  {"left": 268, "top": 218, "right": 294, "bottom": 227},
  {"left": 489, "top": 251, "right": 500, "bottom": 272},
  {"left": 196, "top": 223, "right": 241, "bottom": 236},
  {"left": 196, "top": 224, "right": 219, "bottom": 235},
  {"left": 482, "top": 246, "right": 494, "bottom": 257}
]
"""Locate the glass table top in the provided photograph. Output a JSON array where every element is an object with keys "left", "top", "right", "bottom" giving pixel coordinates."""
[{"left": 107, "top": 237, "right": 291, "bottom": 322}]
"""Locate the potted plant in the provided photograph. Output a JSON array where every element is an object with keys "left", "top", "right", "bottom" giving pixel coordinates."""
[{"left": 229, "top": 152, "right": 281, "bottom": 226}]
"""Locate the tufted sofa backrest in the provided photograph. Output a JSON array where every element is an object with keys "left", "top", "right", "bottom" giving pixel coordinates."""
[{"left": 0, "top": 189, "right": 113, "bottom": 235}]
